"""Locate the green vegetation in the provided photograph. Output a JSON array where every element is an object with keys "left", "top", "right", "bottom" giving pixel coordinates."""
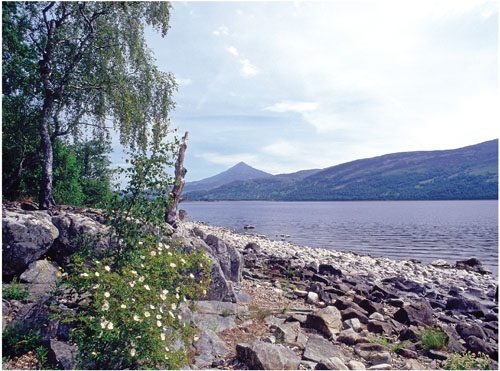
[
  {"left": 370, "top": 335, "right": 408, "bottom": 353},
  {"left": 2, "top": 323, "right": 49, "bottom": 368},
  {"left": 2, "top": 278, "right": 29, "bottom": 300},
  {"left": 418, "top": 327, "right": 448, "bottom": 350},
  {"left": 442, "top": 351, "right": 491, "bottom": 370}
]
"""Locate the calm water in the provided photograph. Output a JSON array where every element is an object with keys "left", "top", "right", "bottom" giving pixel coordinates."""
[{"left": 181, "top": 200, "right": 498, "bottom": 275}]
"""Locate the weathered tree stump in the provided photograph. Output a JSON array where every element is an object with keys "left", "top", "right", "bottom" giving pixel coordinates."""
[{"left": 165, "top": 131, "right": 188, "bottom": 228}]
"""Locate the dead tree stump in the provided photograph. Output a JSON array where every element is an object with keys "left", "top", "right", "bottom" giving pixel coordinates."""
[{"left": 165, "top": 131, "right": 188, "bottom": 228}]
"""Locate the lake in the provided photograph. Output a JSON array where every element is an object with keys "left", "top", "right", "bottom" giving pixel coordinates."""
[{"left": 181, "top": 200, "right": 498, "bottom": 275}]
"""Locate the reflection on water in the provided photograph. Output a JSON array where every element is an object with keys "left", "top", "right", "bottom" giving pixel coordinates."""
[{"left": 182, "top": 200, "right": 498, "bottom": 275}]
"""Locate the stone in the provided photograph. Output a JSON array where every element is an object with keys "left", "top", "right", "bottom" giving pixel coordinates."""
[
  {"left": 343, "top": 318, "right": 362, "bottom": 332},
  {"left": 441, "top": 324, "right": 466, "bottom": 353},
  {"left": 305, "top": 306, "right": 343, "bottom": 338},
  {"left": 427, "top": 349, "right": 448, "bottom": 360},
  {"left": 341, "top": 308, "right": 369, "bottom": 325},
  {"left": 48, "top": 340, "right": 77, "bottom": 370},
  {"left": 303, "top": 334, "right": 344, "bottom": 363},
  {"left": 337, "top": 328, "right": 362, "bottom": 345},
  {"left": 445, "top": 296, "right": 488, "bottom": 315},
  {"left": 307, "top": 291, "right": 320, "bottom": 304},
  {"left": 369, "top": 312, "right": 384, "bottom": 321},
  {"left": 367, "top": 364, "right": 392, "bottom": 370},
  {"left": 354, "top": 343, "right": 390, "bottom": 359},
  {"left": 294, "top": 289, "right": 308, "bottom": 298},
  {"left": 274, "top": 321, "right": 301, "bottom": 344},
  {"left": 347, "top": 360, "right": 366, "bottom": 370},
  {"left": 301, "top": 361, "right": 318, "bottom": 369},
  {"left": 393, "top": 299, "right": 434, "bottom": 326},
  {"left": 193, "top": 330, "right": 230, "bottom": 369},
  {"left": 359, "top": 299, "right": 384, "bottom": 315},
  {"left": 465, "top": 336, "right": 497, "bottom": 358},
  {"left": 403, "top": 359, "right": 425, "bottom": 370},
  {"left": 2, "top": 210, "right": 59, "bottom": 276},
  {"left": 456, "top": 322, "right": 486, "bottom": 340},
  {"left": 318, "top": 264, "right": 342, "bottom": 277},
  {"left": 367, "top": 320, "right": 392, "bottom": 335},
  {"left": 236, "top": 341, "right": 301, "bottom": 370},
  {"left": 386, "top": 298, "right": 405, "bottom": 307},
  {"left": 455, "top": 258, "right": 490, "bottom": 275},
  {"left": 19, "top": 260, "right": 60, "bottom": 284},
  {"left": 398, "top": 326, "right": 419, "bottom": 342},
  {"left": 369, "top": 351, "right": 392, "bottom": 365},
  {"left": 316, "top": 356, "right": 348, "bottom": 370},
  {"left": 204, "top": 234, "right": 242, "bottom": 283}
]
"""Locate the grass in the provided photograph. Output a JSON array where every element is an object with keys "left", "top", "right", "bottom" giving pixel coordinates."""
[
  {"left": 370, "top": 335, "right": 408, "bottom": 353},
  {"left": 418, "top": 327, "right": 448, "bottom": 350},
  {"left": 3, "top": 278, "right": 29, "bottom": 300}
]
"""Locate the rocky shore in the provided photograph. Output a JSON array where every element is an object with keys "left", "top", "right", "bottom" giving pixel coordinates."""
[{"left": 2, "top": 202, "right": 498, "bottom": 370}]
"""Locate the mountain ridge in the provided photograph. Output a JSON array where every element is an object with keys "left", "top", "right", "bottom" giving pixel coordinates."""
[{"left": 184, "top": 139, "right": 498, "bottom": 201}]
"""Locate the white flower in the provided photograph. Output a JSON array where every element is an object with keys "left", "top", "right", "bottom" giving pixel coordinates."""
[
  {"left": 176, "top": 287, "right": 180, "bottom": 292},
  {"left": 165, "top": 346, "right": 170, "bottom": 352},
  {"left": 121, "top": 304, "right": 127, "bottom": 309},
  {"left": 130, "top": 348, "right": 136, "bottom": 357},
  {"left": 140, "top": 264, "right": 145, "bottom": 268},
  {"left": 203, "top": 289, "right": 207, "bottom": 295},
  {"left": 170, "top": 262, "right": 176, "bottom": 268},
  {"left": 92, "top": 284, "right": 100, "bottom": 289},
  {"left": 171, "top": 303, "right": 177, "bottom": 310},
  {"left": 133, "top": 314, "right": 140, "bottom": 322},
  {"left": 169, "top": 311, "right": 175, "bottom": 318},
  {"left": 144, "top": 311, "right": 150, "bottom": 318},
  {"left": 140, "top": 255, "right": 145, "bottom": 260},
  {"left": 131, "top": 270, "right": 138, "bottom": 275},
  {"left": 92, "top": 351, "right": 97, "bottom": 356},
  {"left": 168, "top": 251, "right": 172, "bottom": 256},
  {"left": 175, "top": 293, "right": 180, "bottom": 300},
  {"left": 104, "top": 266, "right": 111, "bottom": 272},
  {"left": 157, "top": 320, "right": 162, "bottom": 327},
  {"left": 95, "top": 272, "right": 100, "bottom": 277},
  {"left": 156, "top": 314, "right": 162, "bottom": 319},
  {"left": 189, "top": 273, "right": 194, "bottom": 279},
  {"left": 162, "top": 289, "right": 168, "bottom": 295},
  {"left": 144, "top": 284, "right": 150, "bottom": 291},
  {"left": 177, "top": 314, "right": 182, "bottom": 320},
  {"left": 150, "top": 304, "right": 155, "bottom": 309},
  {"left": 161, "top": 333, "right": 166, "bottom": 341},
  {"left": 160, "top": 293, "right": 167, "bottom": 301},
  {"left": 151, "top": 251, "right": 156, "bottom": 256},
  {"left": 100, "top": 320, "right": 108, "bottom": 329},
  {"left": 138, "top": 241, "right": 143, "bottom": 246},
  {"left": 80, "top": 273, "right": 89, "bottom": 277},
  {"left": 104, "top": 292, "right": 110, "bottom": 298},
  {"left": 95, "top": 260, "right": 101, "bottom": 264},
  {"left": 159, "top": 307, "right": 164, "bottom": 314},
  {"left": 180, "top": 258, "right": 186, "bottom": 264},
  {"left": 200, "top": 263, "right": 203, "bottom": 268},
  {"left": 129, "top": 281, "right": 135, "bottom": 287},
  {"left": 138, "top": 276, "right": 145, "bottom": 282},
  {"left": 107, "top": 322, "right": 114, "bottom": 330},
  {"left": 102, "top": 302, "right": 109, "bottom": 311}
]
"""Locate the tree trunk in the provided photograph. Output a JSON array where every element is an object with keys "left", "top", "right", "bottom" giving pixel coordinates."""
[
  {"left": 166, "top": 131, "right": 188, "bottom": 228},
  {"left": 38, "top": 98, "right": 56, "bottom": 210}
]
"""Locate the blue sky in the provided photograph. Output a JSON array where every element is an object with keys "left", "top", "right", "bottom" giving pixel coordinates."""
[{"left": 110, "top": 1, "right": 498, "bottom": 182}]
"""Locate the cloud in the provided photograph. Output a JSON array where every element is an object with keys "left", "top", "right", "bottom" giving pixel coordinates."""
[
  {"left": 176, "top": 77, "right": 192, "bottom": 86},
  {"left": 197, "top": 152, "right": 257, "bottom": 166},
  {"left": 227, "top": 46, "right": 239, "bottom": 56},
  {"left": 212, "top": 25, "right": 229, "bottom": 37},
  {"left": 240, "top": 59, "right": 258, "bottom": 77},
  {"left": 265, "top": 101, "right": 318, "bottom": 113}
]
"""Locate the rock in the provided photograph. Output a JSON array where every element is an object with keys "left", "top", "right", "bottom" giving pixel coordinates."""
[
  {"left": 48, "top": 339, "right": 77, "bottom": 370},
  {"left": 303, "top": 334, "right": 344, "bottom": 363},
  {"left": 367, "top": 320, "right": 392, "bottom": 335},
  {"left": 427, "top": 349, "right": 448, "bottom": 360},
  {"left": 369, "top": 312, "right": 384, "bottom": 321},
  {"left": 294, "top": 289, "right": 308, "bottom": 298},
  {"left": 393, "top": 299, "right": 433, "bottom": 326},
  {"left": 456, "top": 322, "right": 486, "bottom": 340},
  {"left": 337, "top": 328, "right": 363, "bottom": 345},
  {"left": 445, "top": 295, "right": 488, "bottom": 316},
  {"left": 341, "top": 308, "right": 369, "bottom": 325},
  {"left": 465, "top": 336, "right": 497, "bottom": 358},
  {"left": 318, "top": 264, "right": 342, "bottom": 277},
  {"left": 369, "top": 351, "right": 392, "bottom": 366},
  {"left": 386, "top": 298, "right": 405, "bottom": 307},
  {"left": 193, "top": 330, "right": 230, "bottom": 369},
  {"left": 274, "top": 321, "right": 301, "bottom": 344},
  {"left": 441, "top": 324, "right": 466, "bottom": 353},
  {"left": 398, "top": 326, "right": 419, "bottom": 342},
  {"left": 2, "top": 210, "right": 59, "bottom": 276},
  {"left": 359, "top": 299, "right": 383, "bottom": 315},
  {"left": 235, "top": 289, "right": 253, "bottom": 303},
  {"left": 429, "top": 259, "right": 451, "bottom": 268},
  {"left": 367, "top": 364, "right": 392, "bottom": 370},
  {"left": 347, "top": 360, "right": 366, "bottom": 370},
  {"left": 236, "top": 341, "right": 301, "bottom": 370},
  {"left": 403, "top": 359, "right": 425, "bottom": 370},
  {"left": 19, "top": 260, "right": 60, "bottom": 284},
  {"left": 343, "top": 318, "right": 362, "bottom": 332},
  {"left": 316, "top": 356, "right": 348, "bottom": 370},
  {"left": 301, "top": 361, "right": 318, "bottom": 369},
  {"left": 307, "top": 291, "right": 320, "bottom": 304},
  {"left": 305, "top": 306, "right": 343, "bottom": 338},
  {"left": 244, "top": 242, "right": 261, "bottom": 255},
  {"left": 455, "top": 258, "right": 490, "bottom": 275},
  {"left": 354, "top": 343, "right": 390, "bottom": 359}
]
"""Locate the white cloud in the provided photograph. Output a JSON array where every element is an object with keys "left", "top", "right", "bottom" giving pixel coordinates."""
[
  {"left": 197, "top": 152, "right": 257, "bottom": 166},
  {"left": 212, "top": 25, "right": 229, "bottom": 37},
  {"left": 176, "top": 77, "right": 192, "bottom": 86},
  {"left": 240, "top": 59, "right": 258, "bottom": 77},
  {"left": 227, "top": 46, "right": 239, "bottom": 56},
  {"left": 265, "top": 101, "right": 318, "bottom": 113}
]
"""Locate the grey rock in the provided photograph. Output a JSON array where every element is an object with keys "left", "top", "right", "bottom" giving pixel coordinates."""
[
  {"left": 456, "top": 322, "right": 487, "bottom": 341},
  {"left": 347, "top": 360, "right": 366, "bottom": 370},
  {"left": 236, "top": 341, "right": 301, "bottom": 370},
  {"left": 403, "top": 359, "right": 425, "bottom": 370},
  {"left": 305, "top": 306, "right": 343, "bottom": 338},
  {"left": 341, "top": 308, "right": 369, "bottom": 325},
  {"left": 354, "top": 343, "right": 390, "bottom": 359},
  {"left": 393, "top": 299, "right": 434, "bottom": 326},
  {"left": 367, "top": 364, "right": 392, "bottom": 370},
  {"left": 301, "top": 360, "right": 318, "bottom": 369},
  {"left": 369, "top": 312, "right": 384, "bottom": 321},
  {"left": 337, "top": 328, "right": 362, "bottom": 345},
  {"left": 369, "top": 351, "right": 392, "bottom": 366},
  {"left": 343, "top": 318, "right": 362, "bottom": 332},
  {"left": 427, "top": 349, "right": 448, "bottom": 360},
  {"left": 193, "top": 330, "right": 230, "bottom": 369},
  {"left": 465, "top": 336, "right": 497, "bottom": 358},
  {"left": 303, "top": 334, "right": 344, "bottom": 363},
  {"left": 20, "top": 260, "right": 60, "bottom": 284},
  {"left": 297, "top": 330, "right": 308, "bottom": 349},
  {"left": 2, "top": 210, "right": 59, "bottom": 276},
  {"left": 307, "top": 291, "right": 320, "bottom": 304},
  {"left": 48, "top": 340, "right": 77, "bottom": 370},
  {"left": 367, "top": 320, "right": 392, "bottom": 335},
  {"left": 205, "top": 234, "right": 242, "bottom": 283},
  {"left": 274, "top": 321, "right": 301, "bottom": 344},
  {"left": 194, "top": 300, "right": 247, "bottom": 316},
  {"left": 316, "top": 356, "right": 348, "bottom": 370}
]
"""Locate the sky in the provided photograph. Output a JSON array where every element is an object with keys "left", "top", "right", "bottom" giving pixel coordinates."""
[{"left": 110, "top": 0, "right": 499, "bottom": 182}]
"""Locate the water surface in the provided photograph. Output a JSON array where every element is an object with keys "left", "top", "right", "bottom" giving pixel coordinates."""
[{"left": 181, "top": 200, "right": 498, "bottom": 275}]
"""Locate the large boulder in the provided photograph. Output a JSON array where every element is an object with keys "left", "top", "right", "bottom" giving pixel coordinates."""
[
  {"left": 237, "top": 341, "right": 301, "bottom": 370},
  {"left": 303, "top": 334, "right": 344, "bottom": 363},
  {"left": 204, "top": 234, "right": 242, "bottom": 283},
  {"left": 393, "top": 299, "right": 434, "bottom": 326},
  {"left": 48, "top": 339, "right": 77, "bottom": 370},
  {"left": 19, "top": 260, "right": 60, "bottom": 284},
  {"left": 305, "top": 306, "right": 343, "bottom": 338},
  {"left": 2, "top": 209, "right": 59, "bottom": 277}
]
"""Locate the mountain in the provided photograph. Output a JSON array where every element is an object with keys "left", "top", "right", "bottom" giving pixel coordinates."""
[
  {"left": 183, "top": 161, "right": 272, "bottom": 193},
  {"left": 184, "top": 139, "right": 498, "bottom": 201}
]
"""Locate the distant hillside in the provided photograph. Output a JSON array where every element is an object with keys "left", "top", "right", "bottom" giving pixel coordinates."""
[
  {"left": 184, "top": 161, "right": 271, "bottom": 193},
  {"left": 185, "top": 140, "right": 498, "bottom": 201}
]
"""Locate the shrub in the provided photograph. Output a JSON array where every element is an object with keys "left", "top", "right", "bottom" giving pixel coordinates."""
[
  {"left": 3, "top": 278, "right": 29, "bottom": 300},
  {"left": 419, "top": 327, "right": 448, "bottom": 350},
  {"left": 58, "top": 138, "right": 212, "bottom": 369},
  {"left": 370, "top": 335, "right": 408, "bottom": 353},
  {"left": 442, "top": 351, "right": 491, "bottom": 370}
]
